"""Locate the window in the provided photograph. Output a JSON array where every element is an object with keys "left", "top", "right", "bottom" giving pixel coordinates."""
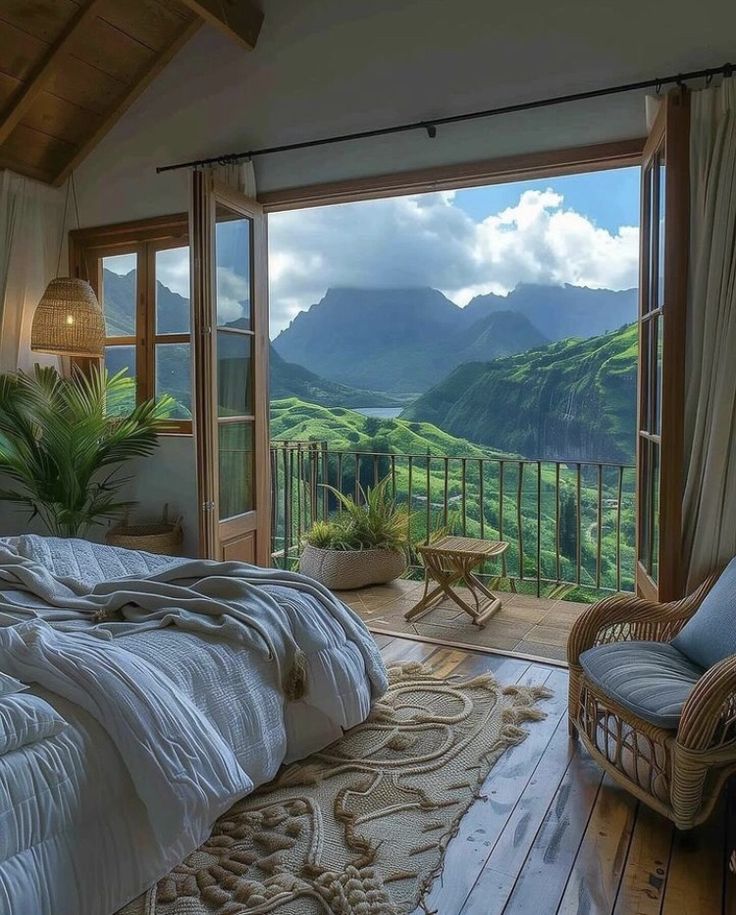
[{"left": 69, "top": 215, "right": 193, "bottom": 432}]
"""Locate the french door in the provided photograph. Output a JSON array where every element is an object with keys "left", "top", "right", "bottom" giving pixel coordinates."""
[
  {"left": 190, "top": 171, "right": 271, "bottom": 564},
  {"left": 636, "top": 90, "right": 689, "bottom": 601}
]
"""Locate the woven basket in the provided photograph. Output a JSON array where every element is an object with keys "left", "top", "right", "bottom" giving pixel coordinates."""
[
  {"left": 106, "top": 505, "right": 183, "bottom": 556},
  {"left": 299, "top": 543, "right": 407, "bottom": 590}
]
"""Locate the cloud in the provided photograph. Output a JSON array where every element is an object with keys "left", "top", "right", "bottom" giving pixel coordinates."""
[
  {"left": 216, "top": 267, "right": 250, "bottom": 324},
  {"left": 268, "top": 188, "right": 639, "bottom": 336}
]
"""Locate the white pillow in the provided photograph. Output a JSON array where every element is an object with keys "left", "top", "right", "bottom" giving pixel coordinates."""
[
  {"left": 0, "top": 671, "right": 27, "bottom": 699},
  {"left": 0, "top": 693, "right": 67, "bottom": 755}
]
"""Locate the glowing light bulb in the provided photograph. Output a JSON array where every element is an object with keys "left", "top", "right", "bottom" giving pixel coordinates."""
[{"left": 65, "top": 314, "right": 75, "bottom": 326}]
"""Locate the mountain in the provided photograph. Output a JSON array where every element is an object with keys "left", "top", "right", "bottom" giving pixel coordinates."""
[
  {"left": 101, "top": 268, "right": 396, "bottom": 411},
  {"left": 270, "top": 348, "right": 401, "bottom": 408},
  {"left": 463, "top": 283, "right": 638, "bottom": 342},
  {"left": 449, "top": 310, "right": 547, "bottom": 364},
  {"left": 273, "top": 287, "right": 547, "bottom": 393},
  {"left": 402, "top": 323, "right": 638, "bottom": 463},
  {"left": 102, "top": 267, "right": 190, "bottom": 335}
]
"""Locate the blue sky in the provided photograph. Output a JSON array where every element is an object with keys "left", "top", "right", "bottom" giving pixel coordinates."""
[{"left": 452, "top": 167, "right": 640, "bottom": 232}]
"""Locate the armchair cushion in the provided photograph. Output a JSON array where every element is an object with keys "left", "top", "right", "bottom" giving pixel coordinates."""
[
  {"left": 579, "top": 641, "right": 705, "bottom": 730},
  {"left": 672, "top": 556, "right": 736, "bottom": 669}
]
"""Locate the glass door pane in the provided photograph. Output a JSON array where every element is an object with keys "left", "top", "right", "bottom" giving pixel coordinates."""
[
  {"left": 217, "top": 331, "right": 253, "bottom": 417},
  {"left": 219, "top": 422, "right": 254, "bottom": 519},
  {"left": 215, "top": 202, "right": 255, "bottom": 521},
  {"left": 215, "top": 207, "right": 251, "bottom": 329},
  {"left": 638, "top": 152, "right": 662, "bottom": 590}
]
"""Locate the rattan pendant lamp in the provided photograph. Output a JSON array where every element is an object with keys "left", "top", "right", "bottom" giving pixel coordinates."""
[{"left": 31, "top": 174, "right": 105, "bottom": 358}]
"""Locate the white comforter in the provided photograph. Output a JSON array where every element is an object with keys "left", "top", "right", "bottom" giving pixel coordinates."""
[{"left": 0, "top": 536, "right": 387, "bottom": 915}]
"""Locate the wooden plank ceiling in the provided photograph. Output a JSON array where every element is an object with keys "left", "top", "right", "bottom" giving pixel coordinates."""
[{"left": 0, "top": 0, "right": 263, "bottom": 186}]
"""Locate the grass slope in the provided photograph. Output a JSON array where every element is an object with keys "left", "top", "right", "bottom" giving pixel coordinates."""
[{"left": 403, "top": 323, "right": 638, "bottom": 463}]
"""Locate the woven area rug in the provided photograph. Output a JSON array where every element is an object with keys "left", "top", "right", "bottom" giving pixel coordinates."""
[{"left": 120, "top": 663, "right": 552, "bottom": 915}]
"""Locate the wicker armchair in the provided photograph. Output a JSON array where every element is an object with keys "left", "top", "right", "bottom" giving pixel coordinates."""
[{"left": 567, "top": 572, "right": 736, "bottom": 829}]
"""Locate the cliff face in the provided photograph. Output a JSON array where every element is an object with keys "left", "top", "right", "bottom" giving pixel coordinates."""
[{"left": 402, "top": 323, "right": 638, "bottom": 464}]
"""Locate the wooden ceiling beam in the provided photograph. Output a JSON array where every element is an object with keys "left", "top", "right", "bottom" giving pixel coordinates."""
[
  {"left": 176, "top": 0, "right": 263, "bottom": 50},
  {"left": 0, "top": 0, "right": 104, "bottom": 147},
  {"left": 52, "top": 17, "right": 202, "bottom": 186}
]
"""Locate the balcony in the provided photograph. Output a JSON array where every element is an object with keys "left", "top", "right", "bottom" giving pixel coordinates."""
[{"left": 270, "top": 441, "right": 636, "bottom": 662}]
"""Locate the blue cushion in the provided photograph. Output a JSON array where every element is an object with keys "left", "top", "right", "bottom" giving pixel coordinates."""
[
  {"left": 672, "top": 556, "right": 736, "bottom": 669},
  {"left": 579, "top": 641, "right": 704, "bottom": 729}
]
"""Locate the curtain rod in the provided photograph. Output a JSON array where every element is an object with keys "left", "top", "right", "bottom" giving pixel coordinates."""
[{"left": 157, "top": 61, "right": 734, "bottom": 174}]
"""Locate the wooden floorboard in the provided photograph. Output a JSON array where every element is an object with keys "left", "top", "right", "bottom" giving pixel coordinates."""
[{"left": 378, "top": 635, "right": 731, "bottom": 915}]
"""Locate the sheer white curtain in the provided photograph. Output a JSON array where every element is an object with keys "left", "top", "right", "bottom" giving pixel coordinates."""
[
  {"left": 0, "top": 170, "right": 66, "bottom": 373},
  {"left": 683, "top": 79, "right": 736, "bottom": 589},
  {"left": 207, "top": 160, "right": 257, "bottom": 196}
]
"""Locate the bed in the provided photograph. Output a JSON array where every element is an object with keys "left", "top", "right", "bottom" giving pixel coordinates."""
[{"left": 0, "top": 535, "right": 387, "bottom": 915}]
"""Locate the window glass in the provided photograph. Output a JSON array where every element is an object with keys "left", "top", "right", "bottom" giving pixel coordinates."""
[
  {"left": 156, "top": 246, "right": 190, "bottom": 334},
  {"left": 155, "top": 343, "right": 192, "bottom": 420},
  {"left": 101, "top": 253, "right": 136, "bottom": 336},
  {"left": 104, "top": 345, "right": 136, "bottom": 415}
]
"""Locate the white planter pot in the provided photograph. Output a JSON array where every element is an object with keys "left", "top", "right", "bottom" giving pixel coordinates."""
[{"left": 299, "top": 543, "right": 408, "bottom": 590}]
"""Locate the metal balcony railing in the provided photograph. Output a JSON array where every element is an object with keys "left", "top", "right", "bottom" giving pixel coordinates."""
[{"left": 270, "top": 440, "right": 636, "bottom": 599}]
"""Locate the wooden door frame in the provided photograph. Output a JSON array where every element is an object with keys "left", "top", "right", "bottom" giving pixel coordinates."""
[
  {"left": 190, "top": 171, "right": 271, "bottom": 563},
  {"left": 257, "top": 138, "right": 645, "bottom": 212},
  {"left": 635, "top": 90, "right": 690, "bottom": 602}
]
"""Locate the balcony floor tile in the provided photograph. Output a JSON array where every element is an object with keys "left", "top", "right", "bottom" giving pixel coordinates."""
[{"left": 341, "top": 579, "right": 594, "bottom": 665}]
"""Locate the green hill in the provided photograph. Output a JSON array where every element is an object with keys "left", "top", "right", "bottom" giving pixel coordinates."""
[
  {"left": 271, "top": 398, "right": 501, "bottom": 457},
  {"left": 403, "top": 323, "right": 638, "bottom": 463}
]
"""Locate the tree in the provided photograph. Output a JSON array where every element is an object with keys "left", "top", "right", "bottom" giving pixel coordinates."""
[{"left": 364, "top": 416, "right": 381, "bottom": 437}]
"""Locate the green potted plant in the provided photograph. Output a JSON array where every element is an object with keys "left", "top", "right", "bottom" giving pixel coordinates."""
[
  {"left": 299, "top": 477, "right": 412, "bottom": 589},
  {"left": 0, "top": 365, "right": 173, "bottom": 539}
]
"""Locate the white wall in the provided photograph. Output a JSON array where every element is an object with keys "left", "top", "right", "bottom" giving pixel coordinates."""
[
  {"left": 121, "top": 436, "right": 199, "bottom": 557},
  {"left": 73, "top": 0, "right": 736, "bottom": 225}
]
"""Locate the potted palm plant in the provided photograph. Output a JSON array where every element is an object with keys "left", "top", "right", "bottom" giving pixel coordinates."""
[
  {"left": 299, "top": 477, "right": 411, "bottom": 589},
  {"left": 0, "top": 365, "right": 173, "bottom": 539}
]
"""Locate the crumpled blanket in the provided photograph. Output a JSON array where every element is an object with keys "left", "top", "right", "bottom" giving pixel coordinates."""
[{"left": 0, "top": 542, "right": 388, "bottom": 702}]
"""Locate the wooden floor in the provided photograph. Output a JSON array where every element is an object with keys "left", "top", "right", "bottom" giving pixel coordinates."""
[{"left": 375, "top": 634, "right": 733, "bottom": 915}]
